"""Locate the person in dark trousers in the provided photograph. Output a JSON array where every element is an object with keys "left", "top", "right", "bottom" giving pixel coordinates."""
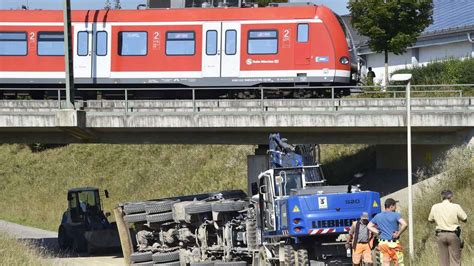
[
  {"left": 368, "top": 198, "right": 408, "bottom": 266},
  {"left": 346, "top": 212, "right": 374, "bottom": 265},
  {"left": 367, "top": 67, "right": 376, "bottom": 85},
  {"left": 428, "top": 190, "right": 468, "bottom": 266}
]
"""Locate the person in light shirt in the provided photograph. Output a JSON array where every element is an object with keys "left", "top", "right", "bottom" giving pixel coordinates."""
[{"left": 428, "top": 190, "right": 467, "bottom": 266}]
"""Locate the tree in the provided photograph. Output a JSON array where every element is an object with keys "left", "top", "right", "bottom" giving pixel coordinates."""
[{"left": 349, "top": 0, "right": 433, "bottom": 86}]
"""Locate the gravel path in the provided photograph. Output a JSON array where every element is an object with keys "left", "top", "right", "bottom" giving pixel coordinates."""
[{"left": 0, "top": 220, "right": 124, "bottom": 266}]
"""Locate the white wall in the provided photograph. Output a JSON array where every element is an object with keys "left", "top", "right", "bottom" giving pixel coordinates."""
[{"left": 362, "top": 41, "right": 473, "bottom": 85}]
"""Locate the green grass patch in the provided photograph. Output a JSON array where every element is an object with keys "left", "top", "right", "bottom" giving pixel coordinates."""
[{"left": 0, "top": 232, "right": 49, "bottom": 266}]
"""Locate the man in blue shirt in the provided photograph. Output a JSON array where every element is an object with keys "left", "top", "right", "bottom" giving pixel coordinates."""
[{"left": 368, "top": 198, "right": 408, "bottom": 266}]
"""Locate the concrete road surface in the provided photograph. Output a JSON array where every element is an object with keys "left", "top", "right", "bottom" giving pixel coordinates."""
[{"left": 0, "top": 220, "right": 125, "bottom": 266}]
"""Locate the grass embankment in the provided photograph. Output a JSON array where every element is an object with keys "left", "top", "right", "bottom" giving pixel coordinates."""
[
  {"left": 0, "top": 232, "right": 49, "bottom": 266},
  {"left": 402, "top": 146, "right": 473, "bottom": 265},
  {"left": 0, "top": 143, "right": 369, "bottom": 232}
]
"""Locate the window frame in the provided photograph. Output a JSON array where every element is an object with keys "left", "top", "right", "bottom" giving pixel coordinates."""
[
  {"left": 96, "top": 31, "right": 108, "bottom": 56},
  {"left": 118, "top": 31, "right": 148, "bottom": 56},
  {"left": 37, "top": 31, "right": 65, "bottom": 56},
  {"left": 205, "top": 30, "right": 218, "bottom": 56},
  {"left": 0, "top": 31, "right": 28, "bottom": 56},
  {"left": 77, "top": 31, "right": 89, "bottom": 56},
  {"left": 297, "top": 23, "right": 309, "bottom": 43},
  {"left": 225, "top": 30, "right": 237, "bottom": 55},
  {"left": 165, "top": 31, "right": 196, "bottom": 56},
  {"left": 247, "top": 29, "right": 278, "bottom": 55}
]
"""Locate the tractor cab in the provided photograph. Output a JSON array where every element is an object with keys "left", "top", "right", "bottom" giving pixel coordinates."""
[{"left": 67, "top": 187, "right": 107, "bottom": 224}]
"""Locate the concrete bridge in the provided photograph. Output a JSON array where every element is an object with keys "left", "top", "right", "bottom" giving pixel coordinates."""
[{"left": 0, "top": 97, "right": 472, "bottom": 145}]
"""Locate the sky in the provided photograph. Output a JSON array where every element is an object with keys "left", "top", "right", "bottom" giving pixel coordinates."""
[{"left": 0, "top": 0, "right": 349, "bottom": 14}]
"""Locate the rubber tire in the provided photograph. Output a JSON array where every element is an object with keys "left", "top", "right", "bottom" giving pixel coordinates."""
[
  {"left": 153, "top": 262, "right": 180, "bottom": 266},
  {"left": 211, "top": 200, "right": 246, "bottom": 212},
  {"left": 214, "top": 261, "right": 247, "bottom": 266},
  {"left": 131, "top": 251, "right": 153, "bottom": 263},
  {"left": 124, "top": 213, "right": 147, "bottom": 223},
  {"left": 184, "top": 202, "right": 212, "bottom": 215},
  {"left": 297, "top": 249, "right": 309, "bottom": 266},
  {"left": 124, "top": 202, "right": 147, "bottom": 214},
  {"left": 146, "top": 212, "right": 174, "bottom": 223},
  {"left": 132, "top": 261, "right": 154, "bottom": 266},
  {"left": 145, "top": 200, "right": 178, "bottom": 214},
  {"left": 152, "top": 250, "right": 180, "bottom": 263},
  {"left": 190, "top": 262, "right": 215, "bottom": 266},
  {"left": 58, "top": 226, "right": 71, "bottom": 250},
  {"left": 284, "top": 245, "right": 295, "bottom": 266}
]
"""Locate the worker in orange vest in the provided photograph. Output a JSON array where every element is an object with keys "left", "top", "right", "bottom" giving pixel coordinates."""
[{"left": 346, "top": 212, "right": 375, "bottom": 265}]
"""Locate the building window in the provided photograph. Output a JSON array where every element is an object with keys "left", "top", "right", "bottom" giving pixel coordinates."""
[
  {"left": 248, "top": 30, "right": 278, "bottom": 55},
  {"left": 77, "top": 31, "right": 89, "bottom": 56},
  {"left": 166, "top": 31, "right": 195, "bottom": 56},
  {"left": 0, "top": 32, "right": 27, "bottom": 56},
  {"left": 297, "top": 24, "right": 309, "bottom": 43},
  {"left": 38, "top": 32, "right": 64, "bottom": 56},
  {"left": 118, "top": 31, "right": 147, "bottom": 56},
  {"left": 206, "top": 30, "right": 217, "bottom": 55},
  {"left": 225, "top": 30, "right": 237, "bottom": 55},
  {"left": 96, "top": 31, "right": 108, "bottom": 56}
]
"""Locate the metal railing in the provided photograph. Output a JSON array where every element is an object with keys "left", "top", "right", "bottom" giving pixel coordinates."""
[{"left": 0, "top": 84, "right": 472, "bottom": 113}]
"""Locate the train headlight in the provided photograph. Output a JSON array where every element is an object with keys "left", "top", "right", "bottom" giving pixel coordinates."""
[{"left": 340, "top": 57, "right": 349, "bottom": 65}]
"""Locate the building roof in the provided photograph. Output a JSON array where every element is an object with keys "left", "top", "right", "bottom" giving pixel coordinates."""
[{"left": 346, "top": 0, "right": 474, "bottom": 49}]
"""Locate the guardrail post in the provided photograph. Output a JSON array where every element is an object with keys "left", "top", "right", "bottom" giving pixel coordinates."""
[
  {"left": 460, "top": 90, "right": 463, "bottom": 98},
  {"left": 260, "top": 88, "right": 264, "bottom": 112},
  {"left": 393, "top": 91, "right": 396, "bottom": 98},
  {"left": 331, "top": 87, "right": 335, "bottom": 111},
  {"left": 192, "top": 89, "right": 196, "bottom": 112},
  {"left": 124, "top": 89, "right": 128, "bottom": 114},
  {"left": 57, "top": 89, "right": 61, "bottom": 109}
]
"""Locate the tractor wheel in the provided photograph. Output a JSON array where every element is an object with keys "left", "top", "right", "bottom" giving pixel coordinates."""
[
  {"left": 146, "top": 212, "right": 174, "bottom": 224},
  {"left": 145, "top": 200, "right": 179, "bottom": 214},
  {"left": 214, "top": 261, "right": 247, "bottom": 266},
  {"left": 152, "top": 250, "right": 180, "bottom": 263},
  {"left": 211, "top": 200, "right": 246, "bottom": 212},
  {"left": 58, "top": 226, "right": 71, "bottom": 250},
  {"left": 296, "top": 248, "right": 309, "bottom": 266},
  {"left": 130, "top": 251, "right": 153, "bottom": 263}
]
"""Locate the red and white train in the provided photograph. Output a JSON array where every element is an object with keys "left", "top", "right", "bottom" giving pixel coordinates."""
[{"left": 0, "top": 5, "right": 358, "bottom": 97}]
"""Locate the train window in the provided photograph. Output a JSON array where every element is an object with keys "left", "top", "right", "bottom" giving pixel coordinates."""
[
  {"left": 225, "top": 30, "right": 237, "bottom": 55},
  {"left": 0, "top": 32, "right": 27, "bottom": 56},
  {"left": 206, "top": 30, "right": 217, "bottom": 55},
  {"left": 118, "top": 32, "right": 147, "bottom": 56},
  {"left": 166, "top": 31, "right": 195, "bottom": 56},
  {"left": 38, "top": 32, "right": 64, "bottom": 56},
  {"left": 77, "top": 31, "right": 89, "bottom": 56},
  {"left": 247, "top": 30, "right": 278, "bottom": 55},
  {"left": 96, "top": 31, "right": 108, "bottom": 56},
  {"left": 297, "top": 24, "right": 309, "bottom": 43}
]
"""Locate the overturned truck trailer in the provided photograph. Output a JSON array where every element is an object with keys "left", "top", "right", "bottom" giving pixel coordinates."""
[{"left": 115, "top": 134, "right": 381, "bottom": 265}]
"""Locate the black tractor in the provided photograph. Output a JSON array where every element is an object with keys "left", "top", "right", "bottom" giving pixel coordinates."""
[{"left": 58, "top": 187, "right": 121, "bottom": 253}]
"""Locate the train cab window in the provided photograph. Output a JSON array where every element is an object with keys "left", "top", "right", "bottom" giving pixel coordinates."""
[
  {"left": 297, "top": 24, "right": 309, "bottom": 43},
  {"left": 77, "top": 31, "right": 89, "bottom": 56},
  {"left": 247, "top": 30, "right": 278, "bottom": 55},
  {"left": 96, "top": 31, "right": 108, "bottom": 56},
  {"left": 225, "top": 30, "right": 237, "bottom": 55},
  {"left": 0, "top": 32, "right": 27, "bottom": 56},
  {"left": 118, "top": 31, "right": 147, "bottom": 56},
  {"left": 166, "top": 31, "right": 195, "bottom": 56},
  {"left": 206, "top": 30, "right": 217, "bottom": 55},
  {"left": 38, "top": 32, "right": 65, "bottom": 56}
]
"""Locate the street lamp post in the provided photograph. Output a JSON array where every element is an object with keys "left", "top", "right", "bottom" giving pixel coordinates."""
[{"left": 391, "top": 73, "right": 413, "bottom": 262}]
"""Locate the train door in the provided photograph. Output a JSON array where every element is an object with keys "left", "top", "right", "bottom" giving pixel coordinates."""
[
  {"left": 221, "top": 22, "right": 241, "bottom": 77},
  {"left": 294, "top": 23, "right": 311, "bottom": 65},
  {"left": 202, "top": 23, "right": 221, "bottom": 78},
  {"left": 73, "top": 23, "right": 111, "bottom": 80}
]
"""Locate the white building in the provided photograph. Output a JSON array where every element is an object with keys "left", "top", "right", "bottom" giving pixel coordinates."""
[{"left": 344, "top": 0, "right": 474, "bottom": 85}]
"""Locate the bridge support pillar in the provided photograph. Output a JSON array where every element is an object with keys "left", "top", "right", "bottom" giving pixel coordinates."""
[
  {"left": 247, "top": 145, "right": 269, "bottom": 196},
  {"left": 375, "top": 144, "right": 452, "bottom": 170},
  {"left": 55, "top": 110, "right": 95, "bottom": 141}
]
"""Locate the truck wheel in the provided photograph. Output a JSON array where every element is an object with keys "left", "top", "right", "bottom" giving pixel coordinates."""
[
  {"left": 131, "top": 251, "right": 153, "bottom": 263},
  {"left": 190, "top": 262, "right": 215, "bottom": 266},
  {"left": 58, "top": 226, "right": 71, "bottom": 250},
  {"left": 153, "top": 262, "right": 180, "bottom": 266},
  {"left": 283, "top": 245, "right": 296, "bottom": 266},
  {"left": 124, "top": 213, "right": 147, "bottom": 223},
  {"left": 152, "top": 250, "right": 180, "bottom": 263},
  {"left": 185, "top": 202, "right": 212, "bottom": 215},
  {"left": 145, "top": 200, "right": 179, "bottom": 214},
  {"left": 296, "top": 249, "right": 309, "bottom": 266},
  {"left": 146, "top": 212, "right": 174, "bottom": 224},
  {"left": 214, "top": 261, "right": 247, "bottom": 266},
  {"left": 211, "top": 200, "right": 246, "bottom": 212},
  {"left": 124, "top": 202, "right": 146, "bottom": 214},
  {"left": 132, "top": 261, "right": 153, "bottom": 266}
]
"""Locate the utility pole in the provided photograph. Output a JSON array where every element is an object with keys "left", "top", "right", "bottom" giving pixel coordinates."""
[{"left": 63, "top": 0, "right": 75, "bottom": 109}]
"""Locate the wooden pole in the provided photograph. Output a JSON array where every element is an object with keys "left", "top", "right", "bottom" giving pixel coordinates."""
[{"left": 113, "top": 206, "right": 133, "bottom": 264}]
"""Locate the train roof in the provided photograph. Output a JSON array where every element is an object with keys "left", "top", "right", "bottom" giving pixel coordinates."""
[{"left": 0, "top": 6, "right": 334, "bottom": 23}]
